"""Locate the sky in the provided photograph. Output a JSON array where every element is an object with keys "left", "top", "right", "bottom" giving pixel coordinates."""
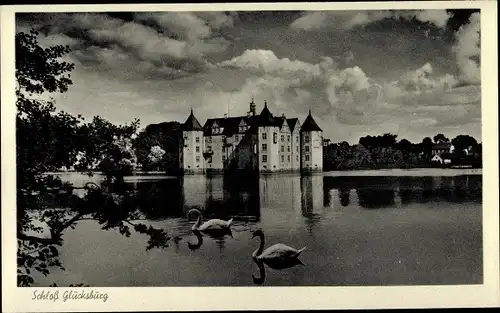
[{"left": 16, "top": 9, "right": 481, "bottom": 144}]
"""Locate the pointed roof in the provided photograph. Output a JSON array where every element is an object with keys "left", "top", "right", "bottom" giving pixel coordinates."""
[
  {"left": 254, "top": 100, "right": 279, "bottom": 127},
  {"left": 300, "top": 110, "right": 322, "bottom": 132},
  {"left": 260, "top": 100, "right": 272, "bottom": 118},
  {"left": 286, "top": 118, "right": 299, "bottom": 132},
  {"left": 183, "top": 109, "right": 203, "bottom": 131}
]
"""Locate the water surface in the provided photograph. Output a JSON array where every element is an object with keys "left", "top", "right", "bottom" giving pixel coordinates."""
[{"left": 31, "top": 171, "right": 482, "bottom": 286}]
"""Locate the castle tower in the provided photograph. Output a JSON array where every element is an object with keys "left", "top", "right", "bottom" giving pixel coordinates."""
[
  {"left": 182, "top": 108, "right": 204, "bottom": 173},
  {"left": 300, "top": 109, "right": 323, "bottom": 172},
  {"left": 249, "top": 98, "right": 256, "bottom": 116},
  {"left": 256, "top": 100, "right": 280, "bottom": 171}
]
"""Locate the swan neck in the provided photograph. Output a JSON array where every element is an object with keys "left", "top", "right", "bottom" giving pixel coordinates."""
[
  {"left": 256, "top": 233, "right": 265, "bottom": 255},
  {"left": 194, "top": 211, "right": 202, "bottom": 228}
]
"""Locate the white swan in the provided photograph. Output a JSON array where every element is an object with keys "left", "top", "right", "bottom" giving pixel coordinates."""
[
  {"left": 251, "top": 229, "right": 306, "bottom": 263},
  {"left": 188, "top": 209, "right": 233, "bottom": 232}
]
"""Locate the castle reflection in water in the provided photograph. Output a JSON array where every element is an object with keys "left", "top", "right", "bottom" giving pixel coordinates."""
[{"left": 128, "top": 173, "right": 482, "bottom": 222}]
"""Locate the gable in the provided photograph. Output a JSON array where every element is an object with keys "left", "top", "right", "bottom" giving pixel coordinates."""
[{"left": 292, "top": 120, "right": 301, "bottom": 133}]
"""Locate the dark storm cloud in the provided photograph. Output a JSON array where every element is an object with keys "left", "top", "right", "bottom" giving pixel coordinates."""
[{"left": 16, "top": 12, "right": 235, "bottom": 81}]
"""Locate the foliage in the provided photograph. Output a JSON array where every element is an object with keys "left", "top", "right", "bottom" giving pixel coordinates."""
[
  {"left": 451, "top": 135, "right": 478, "bottom": 156},
  {"left": 132, "top": 122, "right": 182, "bottom": 172},
  {"left": 16, "top": 29, "right": 171, "bottom": 287},
  {"left": 324, "top": 132, "right": 481, "bottom": 170},
  {"left": 433, "top": 133, "right": 449, "bottom": 143},
  {"left": 147, "top": 145, "right": 166, "bottom": 170},
  {"left": 75, "top": 116, "right": 140, "bottom": 180}
]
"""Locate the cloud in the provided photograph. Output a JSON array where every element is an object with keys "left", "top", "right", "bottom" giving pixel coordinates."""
[
  {"left": 16, "top": 12, "right": 233, "bottom": 81},
  {"left": 453, "top": 12, "right": 480, "bottom": 85},
  {"left": 133, "top": 12, "right": 213, "bottom": 41},
  {"left": 290, "top": 10, "right": 452, "bottom": 31},
  {"left": 15, "top": 11, "right": 481, "bottom": 144},
  {"left": 194, "top": 12, "right": 237, "bottom": 29},
  {"left": 397, "top": 62, "right": 459, "bottom": 92},
  {"left": 217, "top": 49, "right": 336, "bottom": 80},
  {"left": 410, "top": 10, "right": 451, "bottom": 28},
  {"left": 215, "top": 48, "right": 475, "bottom": 129}
]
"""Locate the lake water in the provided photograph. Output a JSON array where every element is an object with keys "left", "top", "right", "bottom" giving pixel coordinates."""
[{"left": 31, "top": 170, "right": 482, "bottom": 286}]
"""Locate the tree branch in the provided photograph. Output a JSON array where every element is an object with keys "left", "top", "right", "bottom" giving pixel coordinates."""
[{"left": 17, "top": 233, "right": 61, "bottom": 245}]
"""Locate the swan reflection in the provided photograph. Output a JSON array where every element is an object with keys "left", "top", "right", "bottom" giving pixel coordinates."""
[
  {"left": 251, "top": 255, "right": 305, "bottom": 285},
  {"left": 187, "top": 229, "right": 233, "bottom": 251},
  {"left": 252, "top": 257, "right": 266, "bottom": 285},
  {"left": 187, "top": 230, "right": 203, "bottom": 251}
]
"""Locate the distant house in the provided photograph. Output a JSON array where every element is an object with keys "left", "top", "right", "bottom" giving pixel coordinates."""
[
  {"left": 431, "top": 140, "right": 454, "bottom": 156},
  {"left": 431, "top": 154, "right": 443, "bottom": 164},
  {"left": 323, "top": 138, "right": 331, "bottom": 147}
]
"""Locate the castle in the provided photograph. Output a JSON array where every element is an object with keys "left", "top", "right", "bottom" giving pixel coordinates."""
[{"left": 180, "top": 99, "right": 323, "bottom": 173}]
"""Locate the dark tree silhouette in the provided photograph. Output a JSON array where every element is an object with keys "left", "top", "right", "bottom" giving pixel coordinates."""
[
  {"left": 433, "top": 133, "right": 450, "bottom": 143},
  {"left": 451, "top": 135, "right": 478, "bottom": 156},
  {"left": 421, "top": 137, "right": 433, "bottom": 159},
  {"left": 16, "top": 30, "right": 170, "bottom": 287}
]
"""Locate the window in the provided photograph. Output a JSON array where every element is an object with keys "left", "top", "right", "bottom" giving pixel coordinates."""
[
  {"left": 262, "top": 133, "right": 267, "bottom": 140},
  {"left": 281, "top": 135, "right": 284, "bottom": 142},
  {"left": 305, "top": 146, "right": 310, "bottom": 152},
  {"left": 281, "top": 145, "right": 284, "bottom": 152},
  {"left": 196, "top": 137, "right": 200, "bottom": 143},
  {"left": 287, "top": 155, "right": 290, "bottom": 162},
  {"left": 206, "top": 137, "right": 212, "bottom": 143},
  {"left": 296, "top": 136, "right": 299, "bottom": 143},
  {"left": 287, "top": 146, "right": 290, "bottom": 152},
  {"left": 262, "top": 144, "right": 267, "bottom": 152},
  {"left": 273, "top": 132, "right": 278, "bottom": 144},
  {"left": 207, "top": 145, "right": 212, "bottom": 152},
  {"left": 196, "top": 146, "right": 200, "bottom": 152},
  {"left": 281, "top": 155, "right": 284, "bottom": 162},
  {"left": 296, "top": 146, "right": 299, "bottom": 152},
  {"left": 262, "top": 155, "right": 267, "bottom": 162},
  {"left": 305, "top": 155, "right": 310, "bottom": 161},
  {"left": 287, "top": 135, "right": 290, "bottom": 141},
  {"left": 296, "top": 155, "right": 299, "bottom": 161},
  {"left": 305, "top": 135, "right": 310, "bottom": 143},
  {"left": 196, "top": 156, "right": 200, "bottom": 162},
  {"left": 222, "top": 155, "right": 226, "bottom": 162}
]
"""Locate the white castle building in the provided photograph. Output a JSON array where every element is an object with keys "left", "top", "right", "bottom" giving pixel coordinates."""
[{"left": 180, "top": 99, "right": 323, "bottom": 173}]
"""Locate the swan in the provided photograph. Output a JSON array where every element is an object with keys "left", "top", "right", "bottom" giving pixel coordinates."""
[
  {"left": 251, "top": 229, "right": 306, "bottom": 264},
  {"left": 252, "top": 257, "right": 266, "bottom": 285},
  {"left": 188, "top": 209, "right": 233, "bottom": 232},
  {"left": 188, "top": 230, "right": 203, "bottom": 250}
]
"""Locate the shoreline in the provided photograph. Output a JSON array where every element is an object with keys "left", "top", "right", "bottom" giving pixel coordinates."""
[{"left": 45, "top": 167, "right": 482, "bottom": 178}]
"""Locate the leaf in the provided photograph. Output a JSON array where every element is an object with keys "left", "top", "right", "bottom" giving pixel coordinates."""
[{"left": 38, "top": 251, "right": 46, "bottom": 261}]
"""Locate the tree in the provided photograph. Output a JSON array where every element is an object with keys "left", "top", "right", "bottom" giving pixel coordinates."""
[
  {"left": 16, "top": 30, "right": 170, "bottom": 287},
  {"left": 397, "top": 139, "right": 413, "bottom": 153},
  {"left": 451, "top": 135, "right": 478, "bottom": 157},
  {"left": 148, "top": 145, "right": 166, "bottom": 170},
  {"left": 133, "top": 121, "right": 182, "bottom": 172},
  {"left": 421, "top": 137, "right": 433, "bottom": 160},
  {"left": 433, "top": 133, "right": 449, "bottom": 143}
]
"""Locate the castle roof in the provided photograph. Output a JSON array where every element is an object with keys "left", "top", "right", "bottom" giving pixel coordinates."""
[
  {"left": 300, "top": 110, "right": 322, "bottom": 132},
  {"left": 182, "top": 109, "right": 203, "bottom": 131},
  {"left": 252, "top": 101, "right": 282, "bottom": 127},
  {"left": 286, "top": 118, "right": 299, "bottom": 132},
  {"left": 203, "top": 115, "right": 257, "bottom": 136},
  {"left": 432, "top": 142, "right": 452, "bottom": 150},
  {"left": 198, "top": 101, "right": 311, "bottom": 136}
]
